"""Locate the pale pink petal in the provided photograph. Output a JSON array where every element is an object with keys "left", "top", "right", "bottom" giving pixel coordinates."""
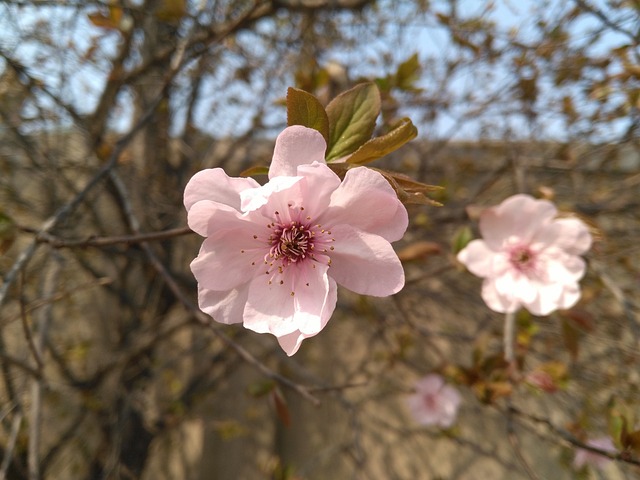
[
  {"left": 275, "top": 276, "right": 338, "bottom": 356},
  {"left": 197, "top": 283, "right": 248, "bottom": 325},
  {"left": 243, "top": 262, "right": 337, "bottom": 338},
  {"left": 557, "top": 282, "right": 582, "bottom": 310},
  {"left": 321, "top": 166, "right": 408, "bottom": 242},
  {"left": 276, "top": 330, "right": 306, "bottom": 356},
  {"left": 296, "top": 162, "right": 342, "bottom": 217},
  {"left": 407, "top": 374, "right": 461, "bottom": 428},
  {"left": 190, "top": 232, "right": 264, "bottom": 291},
  {"left": 184, "top": 167, "right": 260, "bottom": 211},
  {"left": 534, "top": 218, "right": 592, "bottom": 255},
  {"left": 574, "top": 437, "right": 616, "bottom": 470},
  {"left": 187, "top": 201, "right": 248, "bottom": 237},
  {"left": 481, "top": 278, "right": 520, "bottom": 313},
  {"left": 327, "top": 224, "right": 404, "bottom": 296},
  {"left": 438, "top": 385, "right": 462, "bottom": 428},
  {"left": 415, "top": 374, "right": 444, "bottom": 393},
  {"left": 269, "top": 126, "right": 327, "bottom": 179},
  {"left": 480, "top": 194, "right": 557, "bottom": 249},
  {"left": 240, "top": 176, "right": 302, "bottom": 213},
  {"left": 247, "top": 163, "right": 340, "bottom": 223},
  {"left": 525, "top": 281, "right": 576, "bottom": 316},
  {"left": 544, "top": 253, "right": 587, "bottom": 282},
  {"left": 457, "top": 240, "right": 495, "bottom": 278}
]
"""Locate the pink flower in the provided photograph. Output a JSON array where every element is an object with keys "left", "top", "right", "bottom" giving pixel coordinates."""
[
  {"left": 457, "top": 194, "right": 592, "bottom": 315},
  {"left": 573, "top": 437, "right": 617, "bottom": 470},
  {"left": 406, "top": 374, "right": 462, "bottom": 428},
  {"left": 184, "top": 126, "right": 408, "bottom": 356}
]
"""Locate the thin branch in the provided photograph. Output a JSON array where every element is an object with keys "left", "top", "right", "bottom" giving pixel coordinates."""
[
  {"left": 507, "top": 405, "right": 640, "bottom": 467},
  {"left": 0, "top": 411, "right": 23, "bottom": 480},
  {"left": 506, "top": 402, "right": 543, "bottom": 480},
  {"left": 22, "top": 226, "right": 193, "bottom": 248}
]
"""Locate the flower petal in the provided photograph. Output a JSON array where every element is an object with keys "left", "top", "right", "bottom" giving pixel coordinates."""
[
  {"left": 296, "top": 162, "right": 342, "bottom": 217},
  {"left": 197, "top": 283, "right": 248, "bottom": 325},
  {"left": 457, "top": 239, "right": 495, "bottom": 278},
  {"left": 187, "top": 200, "right": 251, "bottom": 237},
  {"left": 240, "top": 175, "right": 302, "bottom": 213},
  {"left": 184, "top": 167, "right": 260, "bottom": 211},
  {"left": 190, "top": 229, "right": 264, "bottom": 291},
  {"left": 276, "top": 330, "right": 306, "bottom": 356},
  {"left": 480, "top": 194, "right": 557, "bottom": 248},
  {"left": 243, "top": 262, "right": 337, "bottom": 338},
  {"left": 481, "top": 277, "right": 520, "bottom": 313},
  {"left": 321, "top": 166, "right": 408, "bottom": 241},
  {"left": 269, "top": 126, "right": 327, "bottom": 179},
  {"left": 327, "top": 224, "right": 404, "bottom": 296},
  {"left": 534, "top": 217, "right": 592, "bottom": 255},
  {"left": 415, "top": 374, "right": 444, "bottom": 393},
  {"left": 245, "top": 163, "right": 340, "bottom": 223}
]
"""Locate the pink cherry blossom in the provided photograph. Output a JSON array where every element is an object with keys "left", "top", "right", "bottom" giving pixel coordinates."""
[
  {"left": 457, "top": 194, "right": 592, "bottom": 316},
  {"left": 573, "top": 436, "right": 617, "bottom": 470},
  {"left": 184, "top": 125, "right": 408, "bottom": 356},
  {"left": 406, "top": 374, "right": 462, "bottom": 428}
]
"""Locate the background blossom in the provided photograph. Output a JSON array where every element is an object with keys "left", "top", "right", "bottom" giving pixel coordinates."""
[
  {"left": 573, "top": 437, "right": 617, "bottom": 470},
  {"left": 457, "top": 194, "right": 592, "bottom": 315},
  {"left": 184, "top": 126, "right": 408, "bottom": 355},
  {"left": 406, "top": 374, "right": 462, "bottom": 428}
]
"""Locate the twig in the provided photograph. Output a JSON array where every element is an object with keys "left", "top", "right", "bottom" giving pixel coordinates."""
[
  {"left": 25, "top": 226, "right": 193, "bottom": 248},
  {"left": 506, "top": 402, "right": 543, "bottom": 480},
  {"left": 27, "top": 254, "right": 62, "bottom": 480},
  {"left": 504, "top": 310, "right": 516, "bottom": 364},
  {"left": 4, "top": 277, "right": 113, "bottom": 326},
  {"left": 0, "top": 411, "right": 23, "bottom": 480},
  {"left": 19, "top": 273, "right": 44, "bottom": 372},
  {"left": 507, "top": 405, "right": 640, "bottom": 467}
]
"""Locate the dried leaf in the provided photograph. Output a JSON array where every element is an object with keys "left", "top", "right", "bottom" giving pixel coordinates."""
[
  {"left": 397, "top": 241, "right": 442, "bottom": 262},
  {"left": 88, "top": 6, "right": 123, "bottom": 30},
  {"left": 272, "top": 389, "right": 291, "bottom": 428}
]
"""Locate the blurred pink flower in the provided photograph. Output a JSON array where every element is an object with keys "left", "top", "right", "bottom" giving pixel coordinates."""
[
  {"left": 457, "top": 194, "right": 592, "bottom": 315},
  {"left": 573, "top": 436, "right": 617, "bottom": 470},
  {"left": 406, "top": 374, "right": 461, "bottom": 428},
  {"left": 184, "top": 126, "right": 408, "bottom": 356}
]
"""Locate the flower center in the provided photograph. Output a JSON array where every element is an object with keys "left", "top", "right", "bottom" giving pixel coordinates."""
[
  {"left": 269, "top": 221, "right": 313, "bottom": 264},
  {"left": 509, "top": 244, "right": 536, "bottom": 272}
]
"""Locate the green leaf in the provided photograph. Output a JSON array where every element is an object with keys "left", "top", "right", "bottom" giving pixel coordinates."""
[
  {"left": 286, "top": 87, "right": 330, "bottom": 145},
  {"left": 325, "top": 83, "right": 381, "bottom": 161},
  {"left": 0, "top": 211, "right": 16, "bottom": 254},
  {"left": 239, "top": 165, "right": 269, "bottom": 178},
  {"left": 452, "top": 226, "right": 474, "bottom": 255},
  {"left": 561, "top": 318, "right": 581, "bottom": 361},
  {"left": 395, "top": 53, "right": 421, "bottom": 90},
  {"left": 247, "top": 380, "right": 276, "bottom": 398},
  {"left": 345, "top": 118, "right": 417, "bottom": 165}
]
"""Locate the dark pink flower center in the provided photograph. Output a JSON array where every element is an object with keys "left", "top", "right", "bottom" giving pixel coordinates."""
[
  {"left": 269, "top": 222, "right": 313, "bottom": 264},
  {"left": 423, "top": 393, "right": 438, "bottom": 410},
  {"left": 508, "top": 244, "right": 536, "bottom": 273}
]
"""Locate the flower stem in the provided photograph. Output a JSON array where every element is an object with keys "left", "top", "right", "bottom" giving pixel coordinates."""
[{"left": 504, "top": 310, "right": 516, "bottom": 363}]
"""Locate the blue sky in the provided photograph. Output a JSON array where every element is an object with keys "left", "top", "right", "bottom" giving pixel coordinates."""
[{"left": 0, "top": 1, "right": 633, "bottom": 141}]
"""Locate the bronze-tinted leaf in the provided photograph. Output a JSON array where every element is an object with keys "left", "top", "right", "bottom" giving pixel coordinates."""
[
  {"left": 345, "top": 118, "right": 417, "bottom": 165},
  {"left": 286, "top": 87, "right": 330, "bottom": 145}
]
